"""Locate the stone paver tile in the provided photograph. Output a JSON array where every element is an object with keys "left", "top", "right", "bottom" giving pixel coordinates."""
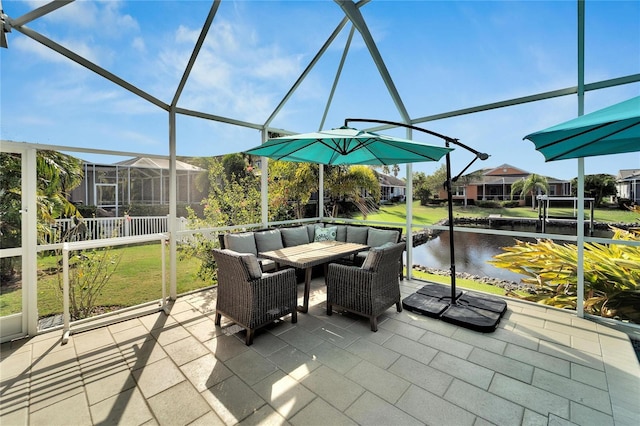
[
  {"left": 238, "top": 404, "right": 289, "bottom": 426},
  {"left": 107, "top": 317, "right": 143, "bottom": 334},
  {"left": 29, "top": 391, "right": 91, "bottom": 426},
  {"left": 203, "top": 334, "right": 249, "bottom": 362},
  {"left": 347, "top": 321, "right": 395, "bottom": 346},
  {"left": 171, "top": 305, "right": 208, "bottom": 325},
  {"left": 396, "top": 384, "right": 476, "bottom": 426},
  {"left": 29, "top": 345, "right": 77, "bottom": 374},
  {"left": 0, "top": 374, "right": 29, "bottom": 418},
  {"left": 181, "top": 353, "right": 233, "bottom": 392},
  {"left": 346, "top": 391, "right": 422, "bottom": 426},
  {"left": 547, "top": 414, "right": 578, "bottom": 425},
  {"left": 610, "top": 402, "right": 640, "bottom": 426},
  {"left": 0, "top": 405, "right": 28, "bottom": 426},
  {"left": 571, "top": 363, "right": 608, "bottom": 391},
  {"left": 450, "top": 327, "right": 507, "bottom": 355},
  {"left": 190, "top": 410, "right": 226, "bottom": 426},
  {"left": 382, "top": 334, "right": 438, "bottom": 364},
  {"left": 29, "top": 366, "right": 84, "bottom": 413},
  {"left": 312, "top": 322, "right": 360, "bottom": 349},
  {"left": 504, "top": 343, "right": 571, "bottom": 377},
  {"left": 139, "top": 312, "right": 177, "bottom": 331},
  {"left": 248, "top": 331, "right": 288, "bottom": 357},
  {"left": 151, "top": 323, "right": 191, "bottom": 346},
  {"left": 73, "top": 327, "right": 116, "bottom": 354},
  {"left": 112, "top": 324, "right": 152, "bottom": 346},
  {"left": 30, "top": 334, "right": 70, "bottom": 358},
  {"left": 345, "top": 360, "right": 410, "bottom": 404},
  {"left": 90, "top": 387, "right": 154, "bottom": 425},
  {"left": 266, "top": 345, "right": 321, "bottom": 381},
  {"left": 278, "top": 326, "right": 325, "bottom": 353},
  {"left": 345, "top": 337, "right": 400, "bottom": 369},
  {"left": 488, "top": 373, "right": 570, "bottom": 418},
  {"left": 419, "top": 330, "right": 474, "bottom": 358},
  {"left": 491, "top": 326, "right": 539, "bottom": 351},
  {"left": 253, "top": 370, "right": 316, "bottom": 419},
  {"left": 429, "top": 351, "right": 494, "bottom": 390},
  {"left": 503, "top": 310, "right": 546, "bottom": 329},
  {"left": 532, "top": 368, "right": 612, "bottom": 415},
  {"left": 408, "top": 312, "right": 458, "bottom": 337},
  {"left": 185, "top": 317, "right": 221, "bottom": 343},
  {"left": 147, "top": 380, "right": 211, "bottom": 426},
  {"left": 379, "top": 317, "right": 426, "bottom": 341},
  {"left": 83, "top": 365, "right": 136, "bottom": 405},
  {"left": 306, "top": 341, "right": 361, "bottom": 375},
  {"left": 545, "top": 321, "right": 599, "bottom": 342},
  {"left": 224, "top": 349, "right": 277, "bottom": 386},
  {"left": 163, "top": 335, "right": 209, "bottom": 366},
  {"left": 522, "top": 408, "right": 549, "bottom": 426},
  {"left": 388, "top": 355, "right": 453, "bottom": 396},
  {"left": 468, "top": 347, "right": 534, "bottom": 384},
  {"left": 1, "top": 349, "right": 33, "bottom": 380},
  {"left": 570, "top": 401, "right": 614, "bottom": 426},
  {"left": 119, "top": 336, "right": 168, "bottom": 369},
  {"left": 201, "top": 375, "right": 266, "bottom": 425},
  {"left": 132, "top": 356, "right": 185, "bottom": 398},
  {"left": 572, "top": 335, "right": 603, "bottom": 357},
  {"left": 445, "top": 378, "right": 525, "bottom": 425},
  {"left": 514, "top": 322, "right": 571, "bottom": 347},
  {"left": 289, "top": 397, "right": 356, "bottom": 426},
  {"left": 300, "top": 365, "right": 364, "bottom": 412}
]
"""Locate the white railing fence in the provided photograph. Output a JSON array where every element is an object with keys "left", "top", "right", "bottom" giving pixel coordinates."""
[{"left": 49, "top": 215, "right": 188, "bottom": 243}]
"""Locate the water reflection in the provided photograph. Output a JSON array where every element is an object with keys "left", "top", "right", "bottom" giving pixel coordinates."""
[{"left": 412, "top": 225, "right": 613, "bottom": 283}]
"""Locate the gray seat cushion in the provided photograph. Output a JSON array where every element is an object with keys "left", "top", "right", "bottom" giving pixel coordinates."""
[
  {"left": 335, "top": 225, "right": 347, "bottom": 242},
  {"left": 255, "top": 229, "right": 284, "bottom": 253},
  {"left": 346, "top": 226, "right": 368, "bottom": 245},
  {"left": 224, "top": 232, "right": 257, "bottom": 256},
  {"left": 367, "top": 228, "right": 400, "bottom": 247},
  {"left": 281, "top": 226, "right": 310, "bottom": 247}
]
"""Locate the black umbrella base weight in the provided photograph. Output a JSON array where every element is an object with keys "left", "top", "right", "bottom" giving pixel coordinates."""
[{"left": 402, "top": 283, "right": 507, "bottom": 332}]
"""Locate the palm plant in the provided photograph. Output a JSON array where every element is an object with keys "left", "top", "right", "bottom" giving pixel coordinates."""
[
  {"left": 490, "top": 227, "right": 640, "bottom": 323},
  {"left": 510, "top": 173, "right": 550, "bottom": 209},
  {"left": 325, "top": 165, "right": 380, "bottom": 218}
]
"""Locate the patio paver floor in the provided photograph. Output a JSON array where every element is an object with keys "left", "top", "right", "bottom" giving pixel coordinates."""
[{"left": 1, "top": 278, "right": 639, "bottom": 425}]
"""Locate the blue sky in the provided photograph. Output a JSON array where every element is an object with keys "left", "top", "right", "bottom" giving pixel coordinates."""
[{"left": 1, "top": 0, "right": 639, "bottom": 181}]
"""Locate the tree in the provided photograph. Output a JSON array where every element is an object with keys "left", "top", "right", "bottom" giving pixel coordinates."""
[
  {"left": 222, "top": 153, "right": 250, "bottom": 183},
  {"left": 268, "top": 161, "right": 318, "bottom": 219},
  {"left": 570, "top": 174, "right": 617, "bottom": 207},
  {"left": 1, "top": 151, "right": 83, "bottom": 280},
  {"left": 423, "top": 164, "right": 448, "bottom": 197},
  {"left": 324, "top": 165, "right": 380, "bottom": 218},
  {"left": 510, "top": 173, "right": 550, "bottom": 208}
]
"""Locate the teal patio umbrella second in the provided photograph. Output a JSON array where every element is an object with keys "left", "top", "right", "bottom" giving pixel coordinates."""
[{"left": 244, "top": 126, "right": 453, "bottom": 165}]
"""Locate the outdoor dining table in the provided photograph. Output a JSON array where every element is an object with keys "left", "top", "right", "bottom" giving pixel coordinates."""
[{"left": 259, "top": 240, "right": 369, "bottom": 313}]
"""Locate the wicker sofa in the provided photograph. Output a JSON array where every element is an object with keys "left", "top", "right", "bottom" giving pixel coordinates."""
[{"left": 218, "top": 222, "right": 403, "bottom": 274}]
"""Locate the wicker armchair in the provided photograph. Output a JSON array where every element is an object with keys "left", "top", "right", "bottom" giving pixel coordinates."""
[
  {"left": 212, "top": 249, "right": 297, "bottom": 345},
  {"left": 326, "top": 242, "right": 405, "bottom": 331}
]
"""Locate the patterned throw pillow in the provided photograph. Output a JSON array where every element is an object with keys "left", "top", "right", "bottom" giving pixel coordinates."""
[{"left": 314, "top": 226, "right": 337, "bottom": 242}]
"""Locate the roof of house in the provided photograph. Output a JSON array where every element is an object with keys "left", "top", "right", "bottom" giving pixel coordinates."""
[
  {"left": 461, "top": 163, "right": 569, "bottom": 185},
  {"left": 377, "top": 172, "right": 406, "bottom": 187},
  {"left": 617, "top": 169, "right": 640, "bottom": 180},
  {"left": 113, "top": 157, "right": 204, "bottom": 171}
]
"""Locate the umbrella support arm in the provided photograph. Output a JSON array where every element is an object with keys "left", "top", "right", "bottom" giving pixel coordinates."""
[{"left": 344, "top": 118, "right": 489, "bottom": 302}]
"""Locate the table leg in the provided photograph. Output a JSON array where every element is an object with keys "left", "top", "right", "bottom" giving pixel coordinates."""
[{"left": 297, "top": 267, "right": 312, "bottom": 313}]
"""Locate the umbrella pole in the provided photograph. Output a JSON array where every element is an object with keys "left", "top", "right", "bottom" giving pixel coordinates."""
[{"left": 445, "top": 143, "right": 457, "bottom": 304}]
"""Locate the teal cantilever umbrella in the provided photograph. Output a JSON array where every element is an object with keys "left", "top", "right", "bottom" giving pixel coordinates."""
[
  {"left": 244, "top": 126, "right": 453, "bottom": 165},
  {"left": 524, "top": 95, "right": 640, "bottom": 161}
]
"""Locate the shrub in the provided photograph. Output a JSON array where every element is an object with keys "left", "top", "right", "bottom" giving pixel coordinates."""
[
  {"left": 476, "top": 200, "right": 500, "bottom": 208},
  {"left": 489, "top": 227, "right": 640, "bottom": 323},
  {"left": 501, "top": 200, "right": 520, "bottom": 208}
]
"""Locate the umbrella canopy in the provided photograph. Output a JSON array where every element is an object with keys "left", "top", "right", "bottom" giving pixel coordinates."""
[
  {"left": 244, "top": 126, "right": 453, "bottom": 165},
  {"left": 524, "top": 96, "right": 640, "bottom": 161}
]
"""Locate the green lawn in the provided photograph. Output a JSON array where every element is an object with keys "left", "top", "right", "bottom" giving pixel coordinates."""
[
  {"left": 1, "top": 244, "right": 207, "bottom": 318},
  {"left": 361, "top": 201, "right": 637, "bottom": 231}
]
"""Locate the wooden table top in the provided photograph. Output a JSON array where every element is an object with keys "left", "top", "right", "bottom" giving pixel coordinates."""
[{"left": 259, "top": 241, "right": 368, "bottom": 269}]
